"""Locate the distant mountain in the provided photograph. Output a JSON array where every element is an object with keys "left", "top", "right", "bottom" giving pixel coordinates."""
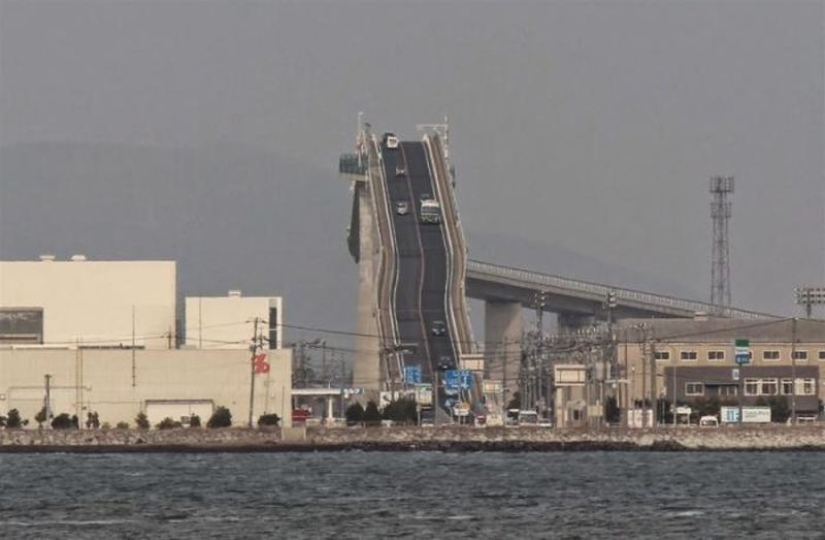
[
  {"left": 0, "top": 141, "right": 356, "bottom": 349},
  {"left": 0, "top": 142, "right": 702, "bottom": 358},
  {"left": 466, "top": 230, "right": 702, "bottom": 300}
]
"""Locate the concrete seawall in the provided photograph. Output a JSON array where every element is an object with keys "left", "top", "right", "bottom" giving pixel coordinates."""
[{"left": 3, "top": 426, "right": 825, "bottom": 452}]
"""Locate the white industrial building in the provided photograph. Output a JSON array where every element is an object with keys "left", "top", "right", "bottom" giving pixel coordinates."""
[
  {"left": 185, "top": 293, "right": 283, "bottom": 350},
  {"left": 0, "top": 256, "right": 176, "bottom": 349},
  {"left": 0, "top": 256, "right": 292, "bottom": 428}
]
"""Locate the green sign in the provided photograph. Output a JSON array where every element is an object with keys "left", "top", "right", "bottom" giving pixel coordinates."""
[{"left": 735, "top": 338, "right": 750, "bottom": 348}]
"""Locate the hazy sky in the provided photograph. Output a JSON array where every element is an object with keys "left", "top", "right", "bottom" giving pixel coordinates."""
[{"left": 1, "top": 1, "right": 823, "bottom": 326}]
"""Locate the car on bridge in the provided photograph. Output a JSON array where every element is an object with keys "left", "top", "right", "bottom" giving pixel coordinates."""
[
  {"left": 430, "top": 320, "right": 446, "bottom": 336},
  {"left": 383, "top": 133, "right": 399, "bottom": 149},
  {"left": 395, "top": 164, "right": 406, "bottom": 177},
  {"left": 436, "top": 356, "right": 454, "bottom": 371},
  {"left": 395, "top": 201, "right": 409, "bottom": 215}
]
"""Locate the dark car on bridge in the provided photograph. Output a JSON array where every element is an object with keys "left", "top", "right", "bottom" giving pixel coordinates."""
[
  {"left": 436, "top": 356, "right": 454, "bottom": 371},
  {"left": 430, "top": 320, "right": 446, "bottom": 336}
]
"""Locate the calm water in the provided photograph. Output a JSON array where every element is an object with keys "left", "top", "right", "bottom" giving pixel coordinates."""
[{"left": 0, "top": 451, "right": 823, "bottom": 539}]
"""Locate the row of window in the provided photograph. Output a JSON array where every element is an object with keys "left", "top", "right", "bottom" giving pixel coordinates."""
[
  {"left": 656, "top": 350, "right": 825, "bottom": 362},
  {"left": 685, "top": 378, "right": 817, "bottom": 397}
]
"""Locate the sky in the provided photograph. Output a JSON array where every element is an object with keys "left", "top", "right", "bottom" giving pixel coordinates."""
[{"left": 1, "top": 0, "right": 823, "bottom": 352}]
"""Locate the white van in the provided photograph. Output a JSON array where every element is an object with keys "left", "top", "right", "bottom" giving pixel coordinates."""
[
  {"left": 699, "top": 415, "right": 719, "bottom": 427},
  {"left": 383, "top": 133, "right": 399, "bottom": 149}
]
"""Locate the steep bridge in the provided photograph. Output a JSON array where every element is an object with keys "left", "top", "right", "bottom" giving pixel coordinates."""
[{"left": 340, "top": 120, "right": 776, "bottom": 409}]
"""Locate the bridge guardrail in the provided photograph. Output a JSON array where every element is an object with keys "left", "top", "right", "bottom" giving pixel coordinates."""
[{"left": 466, "top": 259, "right": 777, "bottom": 320}]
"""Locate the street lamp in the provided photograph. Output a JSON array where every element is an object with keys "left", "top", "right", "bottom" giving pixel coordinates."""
[{"left": 794, "top": 287, "right": 825, "bottom": 318}]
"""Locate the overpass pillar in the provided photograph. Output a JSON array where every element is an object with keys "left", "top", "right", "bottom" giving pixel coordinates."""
[
  {"left": 484, "top": 300, "right": 523, "bottom": 400},
  {"left": 558, "top": 312, "right": 593, "bottom": 334},
  {"left": 352, "top": 183, "right": 381, "bottom": 393}
]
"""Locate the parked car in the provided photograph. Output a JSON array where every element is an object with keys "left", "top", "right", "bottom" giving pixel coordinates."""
[
  {"left": 430, "top": 320, "right": 446, "bottom": 336},
  {"left": 396, "top": 201, "right": 409, "bottom": 215}
]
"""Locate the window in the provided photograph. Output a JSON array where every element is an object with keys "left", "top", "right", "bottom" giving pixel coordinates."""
[
  {"left": 781, "top": 378, "right": 794, "bottom": 395},
  {"left": 719, "top": 385, "right": 738, "bottom": 397},
  {"left": 707, "top": 350, "right": 725, "bottom": 361},
  {"left": 654, "top": 351, "right": 670, "bottom": 361},
  {"left": 680, "top": 350, "right": 698, "bottom": 361},
  {"left": 762, "top": 350, "right": 780, "bottom": 361},
  {"left": 744, "top": 379, "right": 759, "bottom": 396},
  {"left": 685, "top": 382, "right": 704, "bottom": 396},
  {"left": 760, "top": 378, "right": 778, "bottom": 396},
  {"left": 819, "top": 350, "right": 825, "bottom": 361},
  {"left": 792, "top": 350, "right": 808, "bottom": 361},
  {"left": 800, "top": 378, "right": 816, "bottom": 396}
]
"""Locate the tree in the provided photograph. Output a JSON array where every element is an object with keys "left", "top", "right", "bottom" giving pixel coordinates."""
[
  {"left": 207, "top": 406, "right": 232, "bottom": 428},
  {"left": 116, "top": 421, "right": 130, "bottom": 430},
  {"left": 604, "top": 396, "right": 621, "bottom": 425},
  {"left": 345, "top": 402, "right": 364, "bottom": 425},
  {"left": 86, "top": 412, "right": 100, "bottom": 429},
  {"left": 767, "top": 396, "right": 791, "bottom": 423},
  {"left": 156, "top": 417, "right": 182, "bottom": 430},
  {"left": 0, "top": 415, "right": 5, "bottom": 428},
  {"left": 363, "top": 401, "right": 382, "bottom": 426},
  {"left": 51, "top": 413, "right": 76, "bottom": 430},
  {"left": 135, "top": 412, "right": 150, "bottom": 430},
  {"left": 507, "top": 391, "right": 522, "bottom": 411},
  {"left": 5, "top": 409, "right": 22, "bottom": 429},
  {"left": 189, "top": 414, "right": 202, "bottom": 428},
  {"left": 382, "top": 398, "right": 417, "bottom": 424},
  {"left": 34, "top": 407, "right": 48, "bottom": 428},
  {"left": 257, "top": 413, "right": 280, "bottom": 427}
]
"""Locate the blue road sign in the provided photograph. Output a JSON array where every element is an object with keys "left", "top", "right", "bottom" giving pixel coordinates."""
[
  {"left": 404, "top": 365, "right": 422, "bottom": 385},
  {"left": 445, "top": 370, "right": 473, "bottom": 392}
]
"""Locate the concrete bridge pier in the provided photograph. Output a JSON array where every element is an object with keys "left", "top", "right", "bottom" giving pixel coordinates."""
[
  {"left": 352, "top": 182, "right": 381, "bottom": 394},
  {"left": 484, "top": 300, "right": 523, "bottom": 399},
  {"left": 558, "top": 312, "right": 594, "bottom": 335}
]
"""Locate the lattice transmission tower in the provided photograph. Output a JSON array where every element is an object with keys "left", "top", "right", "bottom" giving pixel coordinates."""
[{"left": 710, "top": 176, "right": 734, "bottom": 313}]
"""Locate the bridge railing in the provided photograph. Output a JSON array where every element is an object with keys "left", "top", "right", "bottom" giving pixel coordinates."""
[{"left": 466, "top": 259, "right": 776, "bottom": 320}]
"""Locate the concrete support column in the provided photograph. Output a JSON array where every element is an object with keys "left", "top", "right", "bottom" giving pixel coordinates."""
[
  {"left": 326, "top": 396, "right": 334, "bottom": 420},
  {"left": 352, "top": 183, "right": 381, "bottom": 392},
  {"left": 557, "top": 312, "right": 593, "bottom": 335},
  {"left": 484, "top": 300, "right": 523, "bottom": 400}
]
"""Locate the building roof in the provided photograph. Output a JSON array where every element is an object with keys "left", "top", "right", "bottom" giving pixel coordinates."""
[{"left": 615, "top": 317, "right": 825, "bottom": 344}]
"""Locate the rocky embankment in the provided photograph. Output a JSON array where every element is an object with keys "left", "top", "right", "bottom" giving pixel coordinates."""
[{"left": 2, "top": 425, "right": 825, "bottom": 452}]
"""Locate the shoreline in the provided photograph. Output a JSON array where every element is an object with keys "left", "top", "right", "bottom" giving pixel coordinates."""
[{"left": 2, "top": 425, "right": 825, "bottom": 453}]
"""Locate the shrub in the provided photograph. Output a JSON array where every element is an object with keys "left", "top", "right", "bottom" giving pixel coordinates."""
[
  {"left": 345, "top": 402, "right": 364, "bottom": 425},
  {"left": 382, "top": 398, "right": 418, "bottom": 424},
  {"left": 85, "top": 412, "right": 100, "bottom": 429},
  {"left": 101, "top": 422, "right": 111, "bottom": 430},
  {"left": 5, "top": 409, "right": 22, "bottom": 429},
  {"left": 363, "top": 401, "right": 383, "bottom": 426},
  {"left": 116, "top": 421, "right": 130, "bottom": 430},
  {"left": 156, "top": 417, "right": 183, "bottom": 430},
  {"left": 135, "top": 412, "right": 150, "bottom": 430},
  {"left": 257, "top": 413, "right": 280, "bottom": 427},
  {"left": 207, "top": 406, "right": 232, "bottom": 428},
  {"left": 51, "top": 413, "right": 76, "bottom": 430},
  {"left": 189, "top": 414, "right": 201, "bottom": 428},
  {"left": 34, "top": 407, "right": 49, "bottom": 428}
]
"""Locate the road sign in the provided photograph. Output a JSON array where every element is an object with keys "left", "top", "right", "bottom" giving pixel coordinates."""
[
  {"left": 732, "top": 368, "right": 740, "bottom": 381},
  {"left": 734, "top": 338, "right": 750, "bottom": 365},
  {"left": 404, "top": 365, "right": 422, "bottom": 385},
  {"left": 445, "top": 370, "right": 473, "bottom": 393},
  {"left": 415, "top": 384, "right": 432, "bottom": 406}
]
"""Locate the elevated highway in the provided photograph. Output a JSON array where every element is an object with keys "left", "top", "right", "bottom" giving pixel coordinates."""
[{"left": 341, "top": 120, "right": 777, "bottom": 411}]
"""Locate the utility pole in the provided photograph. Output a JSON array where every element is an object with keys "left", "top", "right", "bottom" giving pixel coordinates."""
[
  {"left": 248, "top": 317, "right": 260, "bottom": 428},
  {"left": 791, "top": 317, "right": 798, "bottom": 425},
  {"left": 44, "top": 374, "right": 52, "bottom": 421}
]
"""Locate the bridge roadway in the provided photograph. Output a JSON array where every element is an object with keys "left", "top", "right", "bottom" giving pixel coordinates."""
[{"left": 381, "top": 139, "right": 458, "bottom": 409}]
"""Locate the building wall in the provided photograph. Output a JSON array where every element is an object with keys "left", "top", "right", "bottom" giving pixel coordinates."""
[
  {"left": 618, "top": 339, "right": 825, "bottom": 411},
  {"left": 0, "top": 259, "right": 176, "bottom": 349},
  {"left": 0, "top": 348, "right": 292, "bottom": 428},
  {"left": 184, "top": 295, "right": 283, "bottom": 350}
]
